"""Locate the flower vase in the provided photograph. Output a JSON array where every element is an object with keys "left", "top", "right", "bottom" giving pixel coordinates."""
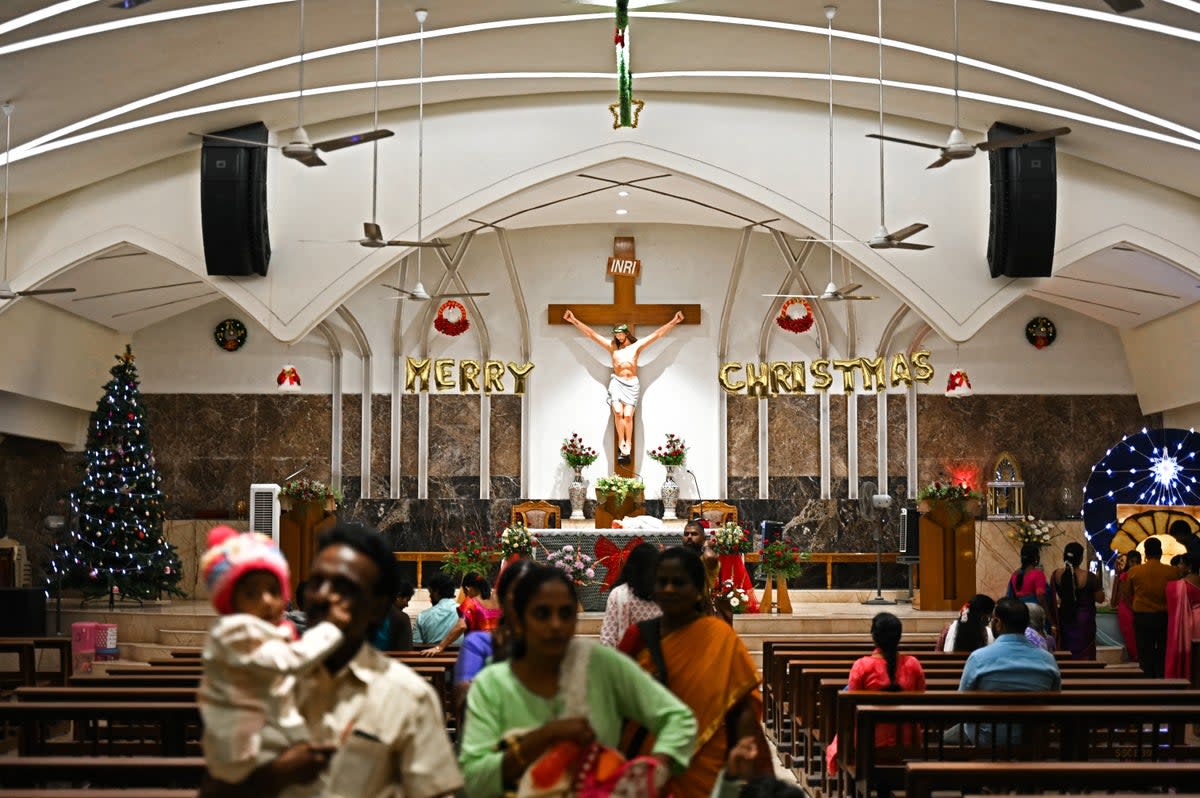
[
  {"left": 569, "top": 466, "right": 587, "bottom": 520},
  {"left": 661, "top": 466, "right": 680, "bottom": 521}
]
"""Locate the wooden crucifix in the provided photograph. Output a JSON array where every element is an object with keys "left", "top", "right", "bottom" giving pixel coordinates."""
[{"left": 549, "top": 237, "right": 701, "bottom": 477}]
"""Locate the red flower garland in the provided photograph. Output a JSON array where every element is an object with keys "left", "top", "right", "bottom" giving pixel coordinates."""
[
  {"left": 433, "top": 299, "right": 470, "bottom": 337},
  {"left": 775, "top": 298, "right": 814, "bottom": 334}
]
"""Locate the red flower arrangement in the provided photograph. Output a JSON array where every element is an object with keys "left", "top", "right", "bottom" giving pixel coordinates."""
[
  {"left": 441, "top": 530, "right": 496, "bottom": 577},
  {"left": 433, "top": 299, "right": 470, "bottom": 337},
  {"left": 775, "top": 298, "right": 814, "bottom": 334}
]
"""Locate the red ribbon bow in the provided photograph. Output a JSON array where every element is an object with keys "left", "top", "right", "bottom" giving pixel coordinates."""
[{"left": 594, "top": 535, "right": 645, "bottom": 592}]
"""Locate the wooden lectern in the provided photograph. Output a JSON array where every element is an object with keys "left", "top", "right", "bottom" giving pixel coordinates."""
[
  {"left": 915, "top": 500, "right": 977, "bottom": 611},
  {"left": 278, "top": 501, "right": 337, "bottom": 596},
  {"left": 594, "top": 491, "right": 645, "bottom": 530}
]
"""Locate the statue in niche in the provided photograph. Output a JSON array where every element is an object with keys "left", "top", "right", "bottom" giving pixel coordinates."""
[{"left": 562, "top": 309, "right": 684, "bottom": 464}]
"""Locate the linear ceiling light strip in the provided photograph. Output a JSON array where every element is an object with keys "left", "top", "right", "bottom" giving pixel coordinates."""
[
  {"left": 6, "top": 11, "right": 1195, "bottom": 159},
  {"left": 0, "top": 0, "right": 294, "bottom": 57},
  {"left": 16, "top": 70, "right": 1200, "bottom": 166},
  {"left": 985, "top": 0, "right": 1200, "bottom": 42},
  {"left": 0, "top": 0, "right": 101, "bottom": 38}
]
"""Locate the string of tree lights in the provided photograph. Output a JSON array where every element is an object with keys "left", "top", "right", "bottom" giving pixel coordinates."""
[
  {"left": 46, "top": 346, "right": 183, "bottom": 607},
  {"left": 1082, "top": 426, "right": 1200, "bottom": 566}
]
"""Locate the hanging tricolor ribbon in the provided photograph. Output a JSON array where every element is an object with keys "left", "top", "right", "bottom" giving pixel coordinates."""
[{"left": 610, "top": 0, "right": 644, "bottom": 128}]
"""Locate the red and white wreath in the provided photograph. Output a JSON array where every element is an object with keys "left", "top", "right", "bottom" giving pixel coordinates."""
[
  {"left": 433, "top": 299, "right": 470, "bottom": 337},
  {"left": 775, "top": 298, "right": 814, "bottom": 334}
]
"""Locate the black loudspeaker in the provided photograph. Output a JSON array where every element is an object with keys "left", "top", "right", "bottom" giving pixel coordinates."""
[
  {"left": 986, "top": 122, "right": 1057, "bottom": 279},
  {"left": 898, "top": 507, "right": 920, "bottom": 563},
  {"left": 201, "top": 122, "right": 271, "bottom": 277},
  {"left": 759, "top": 520, "right": 784, "bottom": 546},
  {"left": 0, "top": 588, "right": 46, "bottom": 636}
]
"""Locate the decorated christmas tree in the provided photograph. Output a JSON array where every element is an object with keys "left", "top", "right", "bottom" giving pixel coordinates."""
[{"left": 47, "top": 346, "right": 183, "bottom": 606}]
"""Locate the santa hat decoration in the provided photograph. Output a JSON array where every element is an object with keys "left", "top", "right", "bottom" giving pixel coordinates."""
[
  {"left": 945, "top": 368, "right": 974, "bottom": 398},
  {"left": 276, "top": 365, "right": 302, "bottom": 392},
  {"left": 200, "top": 526, "right": 291, "bottom": 615}
]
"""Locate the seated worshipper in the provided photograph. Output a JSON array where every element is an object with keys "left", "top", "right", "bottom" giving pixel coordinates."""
[
  {"left": 459, "top": 565, "right": 697, "bottom": 798},
  {"left": 618, "top": 546, "right": 769, "bottom": 798},
  {"left": 683, "top": 519, "right": 759, "bottom": 616},
  {"left": 372, "top": 578, "right": 415, "bottom": 651},
  {"left": 453, "top": 558, "right": 537, "bottom": 711},
  {"left": 413, "top": 573, "right": 460, "bottom": 647},
  {"left": 422, "top": 571, "right": 501, "bottom": 657},
  {"left": 944, "top": 597, "right": 1061, "bottom": 746},
  {"left": 202, "top": 523, "right": 463, "bottom": 798},
  {"left": 198, "top": 527, "right": 346, "bottom": 785},
  {"left": 1024, "top": 603, "right": 1055, "bottom": 652},
  {"left": 938, "top": 594, "right": 996, "bottom": 652},
  {"left": 1050, "top": 540, "right": 1106, "bottom": 660},
  {"left": 1165, "top": 546, "right": 1200, "bottom": 681},
  {"left": 825, "top": 612, "right": 926, "bottom": 776},
  {"left": 599, "top": 542, "right": 662, "bottom": 647}
]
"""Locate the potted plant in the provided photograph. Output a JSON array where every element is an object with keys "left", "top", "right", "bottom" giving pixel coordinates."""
[
  {"left": 561, "top": 434, "right": 599, "bottom": 520},
  {"left": 760, "top": 541, "right": 810, "bottom": 614},
  {"left": 280, "top": 478, "right": 343, "bottom": 512},
  {"left": 441, "top": 531, "right": 496, "bottom": 580},
  {"left": 594, "top": 475, "right": 645, "bottom": 512},
  {"left": 647, "top": 433, "right": 687, "bottom": 520},
  {"left": 917, "top": 481, "right": 981, "bottom": 527}
]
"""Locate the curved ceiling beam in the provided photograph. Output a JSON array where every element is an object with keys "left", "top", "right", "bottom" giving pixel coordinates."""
[
  {"left": 9, "top": 10, "right": 1197, "bottom": 159},
  {"left": 17, "top": 70, "right": 1200, "bottom": 166},
  {"left": 717, "top": 227, "right": 753, "bottom": 364},
  {"left": 907, "top": 322, "right": 934, "bottom": 356},
  {"left": 842, "top": 254, "right": 857, "bottom": 360},
  {"left": 876, "top": 305, "right": 911, "bottom": 356},
  {"left": 315, "top": 319, "right": 343, "bottom": 497},
  {"left": 335, "top": 304, "right": 373, "bottom": 499},
  {"left": 492, "top": 227, "right": 532, "bottom": 363}
]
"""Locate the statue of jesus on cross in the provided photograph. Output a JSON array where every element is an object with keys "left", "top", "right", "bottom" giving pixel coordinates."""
[{"left": 562, "top": 309, "right": 685, "bottom": 464}]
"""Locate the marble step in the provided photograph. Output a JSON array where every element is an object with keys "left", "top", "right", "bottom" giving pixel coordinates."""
[{"left": 159, "top": 628, "right": 208, "bottom": 647}]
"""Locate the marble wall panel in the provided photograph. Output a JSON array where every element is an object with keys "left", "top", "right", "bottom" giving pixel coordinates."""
[
  {"left": 428, "top": 396, "right": 481, "bottom": 488},
  {"left": 857, "top": 395, "right": 878, "bottom": 480},
  {"left": 887, "top": 394, "right": 908, "bottom": 485},
  {"left": 726, "top": 395, "right": 759, "bottom": 480},
  {"left": 767, "top": 395, "right": 820, "bottom": 475},
  {"left": 0, "top": 436, "right": 83, "bottom": 570},
  {"left": 400, "top": 395, "right": 419, "bottom": 478},
  {"left": 917, "top": 395, "right": 1148, "bottom": 519},
  {"left": 829, "top": 394, "right": 848, "bottom": 479},
  {"left": 490, "top": 395, "right": 522, "bottom": 477},
  {"left": 341, "top": 395, "right": 361, "bottom": 475},
  {"left": 371, "top": 395, "right": 390, "bottom": 498}
]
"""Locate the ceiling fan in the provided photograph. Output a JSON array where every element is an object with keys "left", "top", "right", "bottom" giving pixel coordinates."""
[
  {"left": 768, "top": 7, "right": 877, "bottom": 305},
  {"left": 189, "top": 0, "right": 392, "bottom": 166},
  {"left": 866, "top": 0, "right": 1069, "bottom": 169},
  {"left": 1, "top": 102, "right": 75, "bottom": 301},
  {"left": 867, "top": 0, "right": 931, "bottom": 251},
  {"left": 385, "top": 9, "right": 488, "bottom": 303}
]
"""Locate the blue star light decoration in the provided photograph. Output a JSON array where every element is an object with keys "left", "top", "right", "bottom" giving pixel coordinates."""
[{"left": 1082, "top": 427, "right": 1200, "bottom": 566}]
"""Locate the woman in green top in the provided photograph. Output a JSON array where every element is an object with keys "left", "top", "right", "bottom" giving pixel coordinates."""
[{"left": 459, "top": 565, "right": 697, "bottom": 798}]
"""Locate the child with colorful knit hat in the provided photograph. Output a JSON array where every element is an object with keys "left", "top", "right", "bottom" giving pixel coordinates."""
[{"left": 197, "top": 525, "right": 348, "bottom": 783}]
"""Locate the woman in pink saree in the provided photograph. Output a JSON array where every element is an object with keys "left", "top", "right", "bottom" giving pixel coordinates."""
[{"left": 1165, "top": 547, "right": 1200, "bottom": 682}]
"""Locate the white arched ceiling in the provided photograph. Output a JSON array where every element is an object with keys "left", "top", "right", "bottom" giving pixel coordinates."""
[{"left": 7, "top": 94, "right": 1200, "bottom": 346}]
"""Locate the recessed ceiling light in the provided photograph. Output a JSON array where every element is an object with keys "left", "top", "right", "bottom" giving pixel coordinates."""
[
  {"left": 618, "top": 190, "right": 629, "bottom": 197},
  {"left": 616, "top": 209, "right": 629, "bottom": 215}
]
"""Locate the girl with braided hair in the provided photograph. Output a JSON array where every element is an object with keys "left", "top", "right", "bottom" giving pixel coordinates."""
[
  {"left": 825, "top": 612, "right": 925, "bottom": 775},
  {"left": 1050, "top": 541, "right": 1105, "bottom": 659}
]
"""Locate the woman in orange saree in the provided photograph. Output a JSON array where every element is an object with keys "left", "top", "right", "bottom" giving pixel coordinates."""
[{"left": 618, "top": 546, "right": 769, "bottom": 798}]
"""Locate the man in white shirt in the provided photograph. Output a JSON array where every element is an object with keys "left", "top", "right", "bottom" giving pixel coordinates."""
[{"left": 204, "top": 524, "right": 463, "bottom": 798}]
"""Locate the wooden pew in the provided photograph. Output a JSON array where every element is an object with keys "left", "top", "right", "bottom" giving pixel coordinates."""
[
  {"left": 71, "top": 675, "right": 200, "bottom": 689},
  {"left": 104, "top": 668, "right": 202, "bottom": 677},
  {"left": 0, "top": 636, "right": 73, "bottom": 685},
  {"left": 906, "top": 761, "right": 1200, "bottom": 798},
  {"left": 0, "top": 756, "right": 205, "bottom": 788},
  {"left": 848, "top": 703, "right": 1200, "bottom": 798},
  {"left": 16, "top": 687, "right": 198, "bottom": 702},
  {"left": 0, "top": 702, "right": 201, "bottom": 757},
  {"left": 0, "top": 639, "right": 36, "bottom": 688}
]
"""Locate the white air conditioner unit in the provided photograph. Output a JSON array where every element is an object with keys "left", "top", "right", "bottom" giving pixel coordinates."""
[{"left": 249, "top": 483, "right": 281, "bottom": 545}]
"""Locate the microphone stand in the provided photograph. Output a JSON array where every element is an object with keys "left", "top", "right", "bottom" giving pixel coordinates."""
[{"left": 686, "top": 469, "right": 704, "bottom": 523}]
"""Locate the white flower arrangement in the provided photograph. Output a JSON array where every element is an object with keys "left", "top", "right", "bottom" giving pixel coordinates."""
[
  {"left": 498, "top": 521, "right": 538, "bottom": 558},
  {"left": 714, "top": 579, "right": 751, "bottom": 614},
  {"left": 1006, "top": 515, "right": 1063, "bottom": 546}
]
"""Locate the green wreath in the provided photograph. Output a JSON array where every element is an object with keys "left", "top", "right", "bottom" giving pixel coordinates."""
[{"left": 214, "top": 319, "right": 248, "bottom": 352}]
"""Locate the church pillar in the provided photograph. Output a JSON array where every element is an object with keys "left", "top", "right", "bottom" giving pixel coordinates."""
[
  {"left": 847, "top": 393, "right": 859, "bottom": 499},
  {"left": 479, "top": 394, "right": 491, "bottom": 500},
  {"left": 876, "top": 390, "right": 889, "bottom": 488},
  {"left": 418, "top": 393, "right": 430, "bottom": 500},
  {"left": 820, "top": 392, "right": 831, "bottom": 499},
  {"left": 906, "top": 382, "right": 919, "bottom": 500},
  {"left": 758, "top": 399, "right": 769, "bottom": 499}
]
